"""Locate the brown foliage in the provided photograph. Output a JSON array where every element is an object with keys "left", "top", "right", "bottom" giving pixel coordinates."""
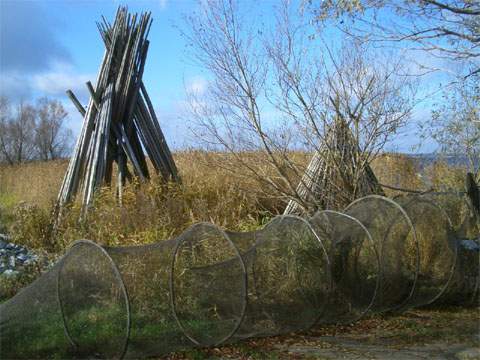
[{"left": 0, "top": 151, "right": 468, "bottom": 252}]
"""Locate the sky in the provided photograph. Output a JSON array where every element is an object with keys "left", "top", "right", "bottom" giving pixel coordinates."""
[
  {"left": 0, "top": 0, "right": 210, "bottom": 149},
  {"left": 0, "top": 0, "right": 446, "bottom": 152}
]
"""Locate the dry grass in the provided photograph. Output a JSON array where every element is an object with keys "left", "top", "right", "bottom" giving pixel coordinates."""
[
  {"left": 0, "top": 151, "right": 468, "bottom": 252},
  {"left": 371, "top": 153, "right": 467, "bottom": 195},
  {"left": 0, "top": 159, "right": 68, "bottom": 209},
  {"left": 0, "top": 152, "right": 281, "bottom": 251}
]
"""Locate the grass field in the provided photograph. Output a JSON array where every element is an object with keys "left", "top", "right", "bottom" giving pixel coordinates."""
[{"left": 0, "top": 152, "right": 467, "bottom": 252}]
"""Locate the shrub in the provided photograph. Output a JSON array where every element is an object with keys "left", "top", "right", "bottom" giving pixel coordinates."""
[{"left": 9, "top": 202, "right": 55, "bottom": 251}]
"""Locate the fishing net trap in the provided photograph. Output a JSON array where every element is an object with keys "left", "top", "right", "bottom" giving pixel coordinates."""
[
  {"left": 1, "top": 6, "right": 478, "bottom": 360},
  {"left": 1, "top": 193, "right": 478, "bottom": 359}
]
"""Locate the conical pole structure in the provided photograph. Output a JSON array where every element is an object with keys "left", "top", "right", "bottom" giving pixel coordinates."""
[
  {"left": 284, "top": 116, "right": 384, "bottom": 215},
  {"left": 57, "top": 7, "right": 179, "bottom": 218}
]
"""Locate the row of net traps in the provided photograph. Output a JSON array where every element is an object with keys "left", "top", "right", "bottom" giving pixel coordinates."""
[{"left": 1, "top": 193, "right": 479, "bottom": 359}]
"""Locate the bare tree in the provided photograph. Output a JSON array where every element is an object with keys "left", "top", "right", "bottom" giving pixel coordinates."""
[
  {"left": 0, "top": 98, "right": 36, "bottom": 164},
  {"left": 0, "top": 96, "right": 72, "bottom": 164},
  {"left": 421, "top": 72, "right": 480, "bottom": 180},
  {"left": 304, "top": 0, "right": 480, "bottom": 78},
  {"left": 270, "top": 9, "right": 416, "bottom": 211},
  {"left": 183, "top": 0, "right": 417, "bottom": 213},
  {"left": 34, "top": 97, "right": 71, "bottom": 161}
]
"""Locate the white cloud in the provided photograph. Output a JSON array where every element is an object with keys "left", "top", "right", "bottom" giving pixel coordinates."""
[
  {"left": 32, "top": 62, "right": 93, "bottom": 100},
  {"left": 0, "top": 62, "right": 94, "bottom": 140},
  {"left": 159, "top": 0, "right": 168, "bottom": 10},
  {"left": 0, "top": 71, "right": 32, "bottom": 99},
  {"left": 185, "top": 75, "right": 208, "bottom": 96},
  {"left": 0, "top": 62, "right": 94, "bottom": 104}
]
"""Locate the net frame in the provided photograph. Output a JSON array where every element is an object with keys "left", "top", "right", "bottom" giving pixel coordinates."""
[
  {"left": 395, "top": 195, "right": 459, "bottom": 307},
  {"left": 310, "top": 210, "right": 380, "bottom": 323},
  {"left": 57, "top": 239, "right": 131, "bottom": 360},
  {"left": 344, "top": 195, "right": 420, "bottom": 312},
  {"left": 169, "top": 222, "right": 248, "bottom": 347},
  {"left": 223, "top": 214, "right": 332, "bottom": 339},
  {"left": 407, "top": 193, "right": 479, "bottom": 305},
  {"left": 261, "top": 214, "right": 333, "bottom": 330}
]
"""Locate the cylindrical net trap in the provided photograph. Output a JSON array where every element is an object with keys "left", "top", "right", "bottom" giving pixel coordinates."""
[
  {"left": 0, "top": 193, "right": 478, "bottom": 359},
  {"left": 170, "top": 223, "right": 247, "bottom": 347},
  {"left": 344, "top": 195, "right": 419, "bottom": 313},
  {"left": 310, "top": 210, "right": 380, "bottom": 323},
  {"left": 231, "top": 215, "right": 331, "bottom": 339}
]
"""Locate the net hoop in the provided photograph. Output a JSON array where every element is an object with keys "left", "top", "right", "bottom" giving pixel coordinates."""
[
  {"left": 312, "top": 209, "right": 380, "bottom": 322},
  {"left": 266, "top": 214, "right": 333, "bottom": 327},
  {"left": 345, "top": 195, "right": 420, "bottom": 312},
  {"left": 397, "top": 195, "right": 459, "bottom": 306},
  {"left": 56, "top": 239, "right": 131, "bottom": 360},
  {"left": 169, "top": 222, "right": 248, "bottom": 347}
]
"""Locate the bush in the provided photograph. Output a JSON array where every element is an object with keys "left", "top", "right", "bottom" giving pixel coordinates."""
[
  {"left": 9, "top": 202, "right": 55, "bottom": 251},
  {"left": 0, "top": 152, "right": 472, "bottom": 252},
  {"left": 54, "top": 174, "right": 271, "bottom": 249}
]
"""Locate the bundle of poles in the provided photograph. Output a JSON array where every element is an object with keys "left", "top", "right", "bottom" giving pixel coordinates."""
[
  {"left": 58, "top": 7, "right": 179, "bottom": 215},
  {"left": 284, "top": 116, "right": 384, "bottom": 215}
]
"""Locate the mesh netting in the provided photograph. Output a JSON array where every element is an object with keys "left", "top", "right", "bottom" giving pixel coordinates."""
[
  {"left": 231, "top": 216, "right": 331, "bottom": 339},
  {"left": 105, "top": 239, "right": 190, "bottom": 358},
  {"left": 0, "top": 263, "right": 70, "bottom": 358},
  {"left": 310, "top": 210, "right": 379, "bottom": 323},
  {"left": 171, "top": 223, "right": 247, "bottom": 346},
  {"left": 344, "top": 195, "right": 420, "bottom": 312},
  {"left": 58, "top": 241, "right": 130, "bottom": 358},
  {"left": 1, "top": 193, "right": 478, "bottom": 359},
  {"left": 394, "top": 196, "right": 457, "bottom": 307}
]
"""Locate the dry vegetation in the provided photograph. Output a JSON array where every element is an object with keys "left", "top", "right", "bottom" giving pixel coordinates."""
[
  {"left": 0, "top": 151, "right": 468, "bottom": 253},
  {"left": 0, "top": 153, "right": 475, "bottom": 359}
]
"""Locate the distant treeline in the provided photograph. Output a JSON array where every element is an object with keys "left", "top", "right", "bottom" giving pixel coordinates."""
[
  {"left": 410, "top": 153, "right": 479, "bottom": 169},
  {"left": 0, "top": 96, "right": 73, "bottom": 165}
]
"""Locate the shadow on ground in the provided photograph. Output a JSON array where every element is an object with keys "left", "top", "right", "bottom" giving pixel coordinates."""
[{"left": 167, "top": 306, "right": 480, "bottom": 360}]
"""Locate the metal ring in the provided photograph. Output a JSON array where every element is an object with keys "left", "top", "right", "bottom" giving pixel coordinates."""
[
  {"left": 169, "top": 222, "right": 248, "bottom": 347},
  {"left": 345, "top": 195, "right": 420, "bottom": 312},
  {"left": 56, "top": 239, "right": 131, "bottom": 360},
  {"left": 396, "top": 195, "right": 459, "bottom": 306},
  {"left": 312, "top": 209, "right": 380, "bottom": 322},
  {"left": 265, "top": 214, "right": 333, "bottom": 327}
]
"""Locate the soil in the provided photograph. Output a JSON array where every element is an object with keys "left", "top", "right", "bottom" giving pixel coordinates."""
[{"left": 167, "top": 306, "right": 480, "bottom": 359}]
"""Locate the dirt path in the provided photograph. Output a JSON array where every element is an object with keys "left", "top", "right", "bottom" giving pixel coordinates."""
[
  {"left": 273, "top": 335, "right": 479, "bottom": 359},
  {"left": 168, "top": 306, "right": 480, "bottom": 359}
]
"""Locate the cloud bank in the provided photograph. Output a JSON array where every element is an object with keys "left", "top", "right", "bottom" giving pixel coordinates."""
[
  {"left": 0, "top": 1, "right": 71, "bottom": 73},
  {"left": 0, "top": 1, "right": 93, "bottom": 102}
]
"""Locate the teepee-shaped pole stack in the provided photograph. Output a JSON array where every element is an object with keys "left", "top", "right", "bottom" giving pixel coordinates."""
[
  {"left": 58, "top": 7, "right": 179, "bottom": 214},
  {"left": 284, "top": 116, "right": 384, "bottom": 215}
]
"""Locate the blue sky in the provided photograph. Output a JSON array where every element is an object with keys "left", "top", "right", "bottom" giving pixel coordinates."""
[
  {"left": 1, "top": 0, "right": 210, "bottom": 148},
  {"left": 0, "top": 0, "right": 445, "bottom": 152}
]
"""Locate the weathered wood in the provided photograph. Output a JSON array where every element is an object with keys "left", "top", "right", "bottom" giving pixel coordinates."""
[
  {"left": 66, "top": 90, "right": 86, "bottom": 116},
  {"left": 56, "top": 7, "right": 180, "bottom": 218},
  {"left": 284, "top": 116, "right": 384, "bottom": 215}
]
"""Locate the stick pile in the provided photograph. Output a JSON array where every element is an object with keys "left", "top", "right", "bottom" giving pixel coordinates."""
[
  {"left": 58, "top": 7, "right": 179, "bottom": 213},
  {"left": 284, "top": 116, "right": 384, "bottom": 215}
]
